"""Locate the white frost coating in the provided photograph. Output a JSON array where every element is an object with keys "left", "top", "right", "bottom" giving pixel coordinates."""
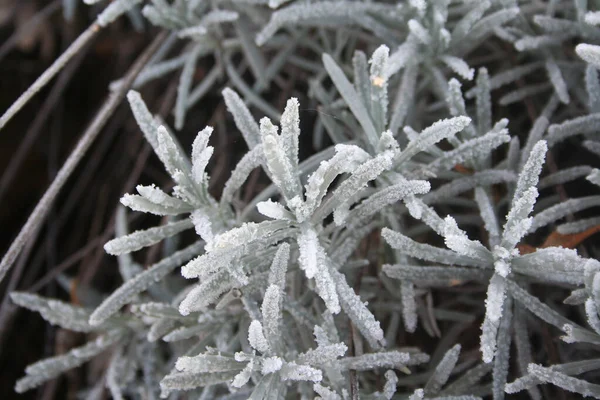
[
  {"left": 261, "top": 285, "right": 282, "bottom": 349},
  {"left": 481, "top": 274, "right": 506, "bottom": 363},
  {"left": 231, "top": 359, "right": 254, "bottom": 388},
  {"left": 502, "top": 187, "right": 537, "bottom": 250},
  {"left": 340, "top": 351, "right": 410, "bottom": 371},
  {"left": 135, "top": 184, "right": 185, "bottom": 209},
  {"left": 257, "top": 199, "right": 291, "bottom": 220},
  {"left": 222, "top": 88, "right": 261, "bottom": 148},
  {"left": 443, "top": 216, "right": 490, "bottom": 261},
  {"left": 280, "top": 98, "right": 300, "bottom": 169},
  {"left": 330, "top": 268, "right": 384, "bottom": 348},
  {"left": 528, "top": 363, "right": 600, "bottom": 398},
  {"left": 191, "top": 127, "right": 214, "bottom": 185},
  {"left": 313, "top": 261, "right": 341, "bottom": 314},
  {"left": 190, "top": 209, "right": 213, "bottom": 244},
  {"left": 104, "top": 219, "right": 194, "bottom": 255},
  {"left": 441, "top": 55, "right": 475, "bottom": 80},
  {"left": 576, "top": 43, "right": 600, "bottom": 69},
  {"left": 513, "top": 140, "right": 546, "bottom": 207},
  {"left": 260, "top": 117, "right": 301, "bottom": 199},
  {"left": 280, "top": 362, "right": 322, "bottom": 382},
  {"left": 261, "top": 357, "right": 283, "bottom": 374},
  {"left": 408, "top": 19, "right": 431, "bottom": 45},
  {"left": 297, "top": 343, "right": 347, "bottom": 366},
  {"left": 298, "top": 227, "right": 319, "bottom": 278},
  {"left": 382, "top": 370, "right": 398, "bottom": 399},
  {"left": 97, "top": 0, "right": 142, "bottom": 26},
  {"left": 248, "top": 320, "right": 269, "bottom": 353},
  {"left": 587, "top": 169, "right": 600, "bottom": 186},
  {"left": 314, "top": 383, "right": 342, "bottom": 400}
]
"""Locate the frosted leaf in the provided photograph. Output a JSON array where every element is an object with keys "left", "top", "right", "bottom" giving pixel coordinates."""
[
  {"left": 424, "top": 344, "right": 461, "bottom": 396},
  {"left": 340, "top": 351, "right": 411, "bottom": 371},
  {"left": 349, "top": 180, "right": 431, "bottom": 223},
  {"left": 313, "top": 258, "right": 341, "bottom": 315},
  {"left": 15, "top": 332, "right": 123, "bottom": 393},
  {"left": 318, "top": 150, "right": 394, "bottom": 223},
  {"left": 182, "top": 221, "right": 290, "bottom": 279},
  {"left": 261, "top": 285, "right": 283, "bottom": 351},
  {"left": 222, "top": 88, "right": 261, "bottom": 148},
  {"left": 210, "top": 221, "right": 283, "bottom": 252},
  {"left": 280, "top": 97, "right": 300, "bottom": 170},
  {"left": 443, "top": 216, "right": 491, "bottom": 262},
  {"left": 502, "top": 187, "right": 537, "bottom": 250},
  {"left": 221, "top": 145, "right": 265, "bottom": 205},
  {"left": 97, "top": 0, "right": 142, "bottom": 26},
  {"left": 257, "top": 199, "right": 292, "bottom": 220},
  {"left": 248, "top": 320, "right": 269, "bottom": 353},
  {"left": 584, "top": 140, "right": 600, "bottom": 157},
  {"left": 587, "top": 169, "right": 600, "bottom": 186},
  {"left": 90, "top": 241, "right": 203, "bottom": 325},
  {"left": 175, "top": 354, "right": 242, "bottom": 374},
  {"left": 314, "top": 383, "right": 342, "bottom": 400},
  {"left": 104, "top": 219, "right": 194, "bottom": 255},
  {"left": 530, "top": 195, "right": 600, "bottom": 234},
  {"left": 401, "top": 281, "right": 418, "bottom": 332},
  {"left": 174, "top": 45, "right": 201, "bottom": 130},
  {"left": 408, "top": 19, "right": 431, "bottom": 45},
  {"left": 492, "top": 296, "right": 513, "bottom": 400},
  {"left": 231, "top": 359, "right": 254, "bottom": 388},
  {"left": 160, "top": 370, "right": 239, "bottom": 392},
  {"left": 409, "top": 389, "right": 424, "bottom": 400},
  {"left": 528, "top": 364, "right": 600, "bottom": 398},
  {"left": 427, "top": 129, "right": 510, "bottom": 175},
  {"left": 137, "top": 184, "right": 191, "bottom": 209},
  {"left": 547, "top": 114, "right": 600, "bottom": 147},
  {"left": 297, "top": 342, "right": 347, "bottom": 366},
  {"left": 441, "top": 56, "right": 474, "bottom": 81},
  {"left": 586, "top": 65, "right": 600, "bottom": 112},
  {"left": 383, "top": 264, "right": 490, "bottom": 283},
  {"left": 280, "top": 362, "right": 322, "bottom": 382},
  {"left": 10, "top": 292, "right": 98, "bottom": 332},
  {"left": 298, "top": 227, "right": 319, "bottom": 279},
  {"left": 262, "top": 357, "right": 283, "bottom": 374},
  {"left": 191, "top": 127, "right": 214, "bottom": 185},
  {"left": 545, "top": 59, "right": 570, "bottom": 104},
  {"left": 369, "top": 45, "right": 389, "bottom": 131},
  {"left": 577, "top": 43, "right": 600, "bottom": 69},
  {"left": 506, "top": 280, "right": 572, "bottom": 330},
  {"left": 301, "top": 145, "right": 370, "bottom": 219},
  {"left": 260, "top": 117, "right": 301, "bottom": 200},
  {"left": 474, "top": 188, "right": 500, "bottom": 244},
  {"left": 450, "top": 0, "right": 491, "bottom": 45},
  {"left": 268, "top": 243, "right": 290, "bottom": 290},
  {"left": 255, "top": 2, "right": 399, "bottom": 46},
  {"left": 127, "top": 90, "right": 160, "bottom": 150},
  {"left": 585, "top": 299, "right": 600, "bottom": 335},
  {"left": 322, "top": 53, "right": 379, "bottom": 148},
  {"left": 190, "top": 209, "right": 214, "bottom": 244},
  {"left": 381, "top": 370, "right": 398, "bottom": 399},
  {"left": 561, "top": 324, "right": 600, "bottom": 345},
  {"left": 480, "top": 274, "right": 506, "bottom": 363},
  {"left": 395, "top": 116, "right": 472, "bottom": 166},
  {"left": 423, "top": 170, "right": 517, "bottom": 205},
  {"left": 330, "top": 267, "right": 384, "bottom": 348},
  {"left": 382, "top": 228, "right": 485, "bottom": 268},
  {"left": 538, "top": 166, "right": 593, "bottom": 190},
  {"left": 179, "top": 270, "right": 236, "bottom": 315}
]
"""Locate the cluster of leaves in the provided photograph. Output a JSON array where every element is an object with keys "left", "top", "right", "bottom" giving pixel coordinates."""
[{"left": 5, "top": 0, "right": 600, "bottom": 399}]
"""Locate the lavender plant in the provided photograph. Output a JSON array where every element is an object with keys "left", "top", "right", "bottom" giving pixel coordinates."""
[{"left": 3, "top": 0, "right": 600, "bottom": 399}]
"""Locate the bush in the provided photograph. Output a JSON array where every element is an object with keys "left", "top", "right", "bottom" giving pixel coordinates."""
[{"left": 2, "top": 1, "right": 600, "bottom": 399}]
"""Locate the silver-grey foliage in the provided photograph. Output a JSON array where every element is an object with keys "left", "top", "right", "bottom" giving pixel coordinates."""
[{"left": 4, "top": 0, "right": 600, "bottom": 399}]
